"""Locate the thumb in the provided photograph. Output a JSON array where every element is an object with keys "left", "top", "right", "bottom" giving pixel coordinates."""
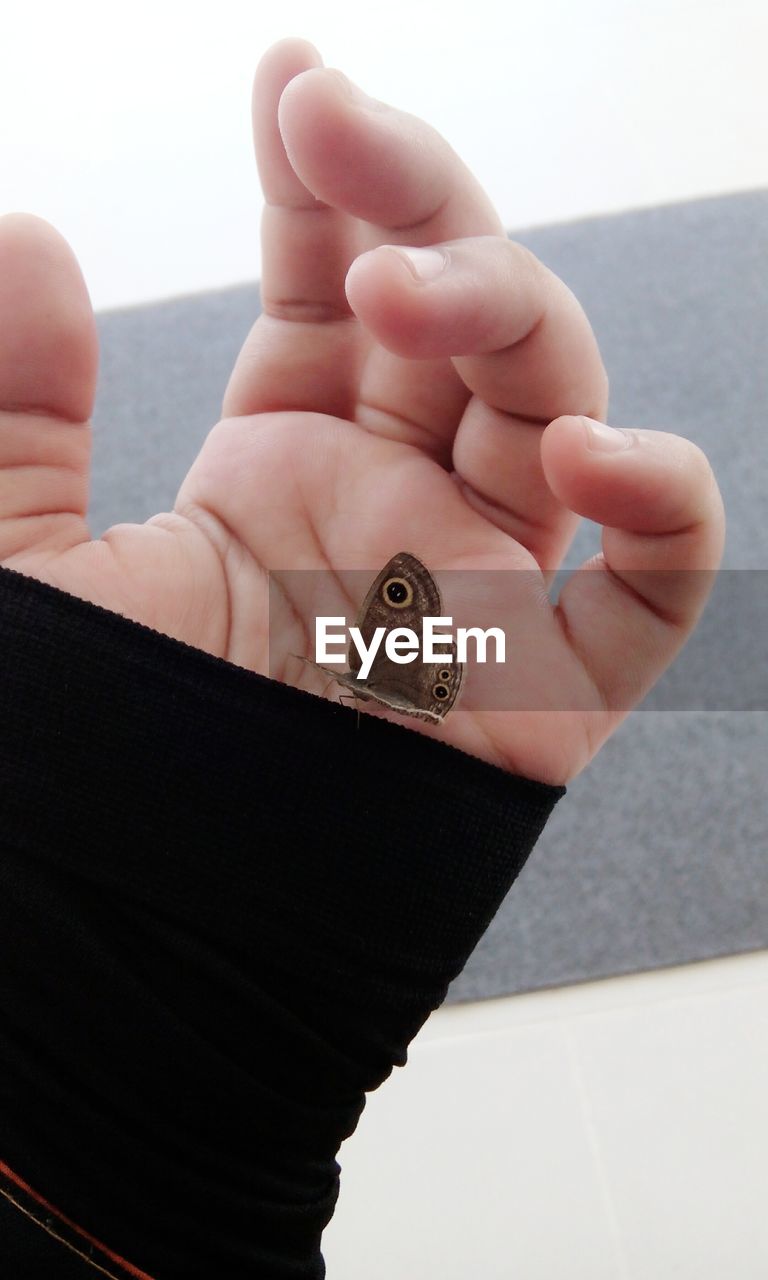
[
  {"left": 540, "top": 413, "right": 726, "bottom": 717},
  {"left": 0, "top": 213, "right": 98, "bottom": 560}
]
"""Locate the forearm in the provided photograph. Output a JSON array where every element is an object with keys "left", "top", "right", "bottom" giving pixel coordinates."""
[{"left": 0, "top": 564, "right": 564, "bottom": 1278}]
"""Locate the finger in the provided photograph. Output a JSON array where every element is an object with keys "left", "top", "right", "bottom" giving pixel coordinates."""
[
  {"left": 277, "top": 67, "right": 504, "bottom": 242},
  {"left": 223, "top": 39, "right": 363, "bottom": 420},
  {"left": 345, "top": 235, "right": 608, "bottom": 567},
  {"left": 0, "top": 213, "right": 96, "bottom": 560},
  {"left": 223, "top": 53, "right": 503, "bottom": 421},
  {"left": 540, "top": 415, "right": 726, "bottom": 716},
  {"left": 254, "top": 39, "right": 356, "bottom": 323}
]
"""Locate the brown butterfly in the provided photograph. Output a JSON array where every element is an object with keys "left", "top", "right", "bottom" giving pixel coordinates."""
[{"left": 302, "top": 551, "right": 464, "bottom": 723}]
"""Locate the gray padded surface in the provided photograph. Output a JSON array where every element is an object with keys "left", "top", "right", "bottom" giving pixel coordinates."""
[{"left": 90, "top": 189, "right": 768, "bottom": 1001}]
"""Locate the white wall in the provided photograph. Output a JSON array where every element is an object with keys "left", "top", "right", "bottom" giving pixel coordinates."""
[{"left": 2, "top": 0, "right": 766, "bottom": 311}]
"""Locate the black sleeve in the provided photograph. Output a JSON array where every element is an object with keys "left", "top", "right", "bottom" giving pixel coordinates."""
[{"left": 0, "top": 564, "right": 565, "bottom": 1280}]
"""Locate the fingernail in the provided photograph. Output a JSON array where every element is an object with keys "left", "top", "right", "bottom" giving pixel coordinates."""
[
  {"left": 394, "top": 246, "right": 448, "bottom": 283},
  {"left": 582, "top": 416, "right": 632, "bottom": 452}
]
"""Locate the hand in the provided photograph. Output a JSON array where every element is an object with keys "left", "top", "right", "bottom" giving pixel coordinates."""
[{"left": 0, "top": 38, "right": 724, "bottom": 785}]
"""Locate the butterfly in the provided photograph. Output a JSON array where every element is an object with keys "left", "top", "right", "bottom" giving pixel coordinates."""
[{"left": 301, "top": 551, "right": 463, "bottom": 723}]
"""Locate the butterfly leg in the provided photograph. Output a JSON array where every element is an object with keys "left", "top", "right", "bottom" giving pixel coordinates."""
[{"left": 337, "top": 690, "right": 362, "bottom": 729}]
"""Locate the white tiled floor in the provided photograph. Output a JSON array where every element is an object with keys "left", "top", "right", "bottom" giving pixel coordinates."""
[{"left": 322, "top": 950, "right": 768, "bottom": 1279}]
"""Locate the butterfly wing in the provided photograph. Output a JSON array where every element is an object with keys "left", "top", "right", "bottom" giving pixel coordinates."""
[{"left": 347, "top": 551, "right": 463, "bottom": 721}]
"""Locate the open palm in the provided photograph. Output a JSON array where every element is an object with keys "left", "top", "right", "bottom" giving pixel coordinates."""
[{"left": 0, "top": 38, "right": 723, "bottom": 784}]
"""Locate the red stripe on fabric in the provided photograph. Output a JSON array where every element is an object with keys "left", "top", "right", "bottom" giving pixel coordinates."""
[{"left": 0, "top": 1158, "right": 156, "bottom": 1280}]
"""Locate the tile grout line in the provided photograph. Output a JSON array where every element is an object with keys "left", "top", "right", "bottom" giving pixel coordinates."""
[
  {"left": 420, "top": 981, "right": 768, "bottom": 1054},
  {"left": 421, "top": 955, "right": 768, "bottom": 1048},
  {"left": 562, "top": 1020, "right": 634, "bottom": 1280}
]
